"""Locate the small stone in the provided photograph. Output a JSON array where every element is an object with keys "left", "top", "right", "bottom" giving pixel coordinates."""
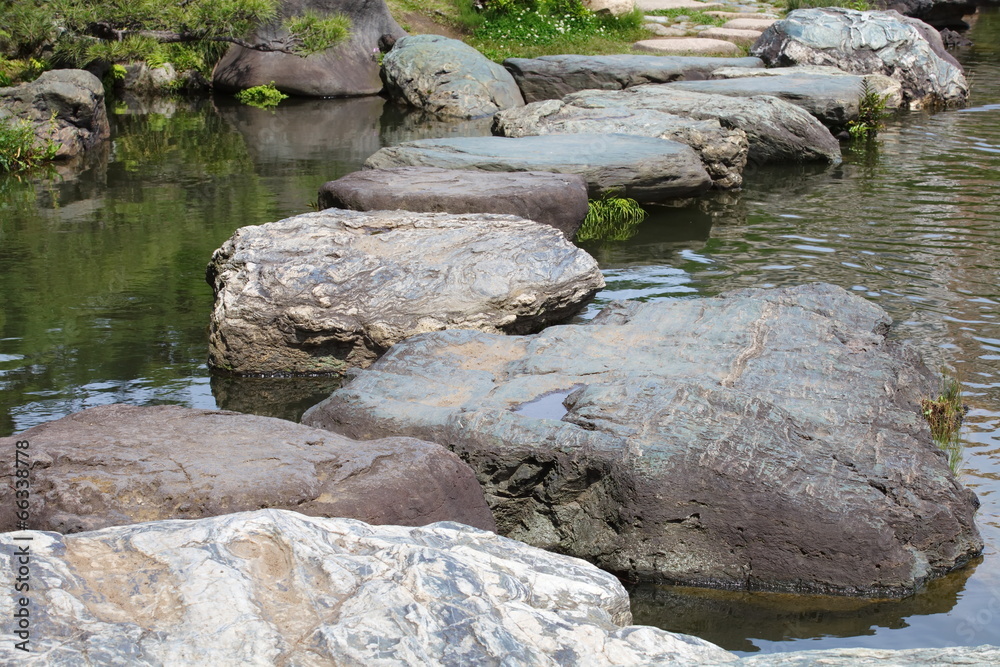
[{"left": 633, "top": 37, "right": 742, "bottom": 55}]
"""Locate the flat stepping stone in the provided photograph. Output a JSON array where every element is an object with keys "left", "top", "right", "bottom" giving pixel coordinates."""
[
  {"left": 633, "top": 38, "right": 742, "bottom": 55},
  {"left": 637, "top": 0, "right": 723, "bottom": 9},
  {"left": 667, "top": 72, "right": 903, "bottom": 129},
  {"left": 504, "top": 53, "right": 763, "bottom": 102},
  {"left": 644, "top": 23, "right": 687, "bottom": 37},
  {"left": 318, "top": 167, "right": 589, "bottom": 239},
  {"left": 364, "top": 134, "right": 713, "bottom": 202},
  {"left": 722, "top": 17, "right": 777, "bottom": 30},
  {"left": 700, "top": 27, "right": 763, "bottom": 44},
  {"left": 208, "top": 208, "right": 604, "bottom": 375},
  {"left": 705, "top": 11, "right": 778, "bottom": 18}
]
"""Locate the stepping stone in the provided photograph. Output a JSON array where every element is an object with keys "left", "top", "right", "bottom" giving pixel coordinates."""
[
  {"left": 318, "top": 167, "right": 590, "bottom": 239},
  {"left": 705, "top": 11, "right": 778, "bottom": 18},
  {"left": 644, "top": 23, "right": 687, "bottom": 36},
  {"left": 700, "top": 27, "right": 763, "bottom": 45},
  {"left": 722, "top": 17, "right": 777, "bottom": 30},
  {"left": 637, "top": 0, "right": 722, "bottom": 9},
  {"left": 364, "top": 134, "right": 713, "bottom": 202},
  {"left": 633, "top": 38, "right": 742, "bottom": 55}
]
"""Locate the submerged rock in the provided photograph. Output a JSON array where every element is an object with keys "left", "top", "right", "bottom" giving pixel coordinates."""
[
  {"left": 318, "top": 167, "right": 590, "bottom": 238},
  {"left": 547, "top": 86, "right": 841, "bottom": 165},
  {"left": 212, "top": 0, "right": 405, "bottom": 97},
  {"left": 0, "top": 509, "right": 739, "bottom": 665},
  {"left": 382, "top": 34, "right": 524, "bottom": 119},
  {"left": 751, "top": 8, "right": 969, "bottom": 109},
  {"left": 492, "top": 98, "right": 749, "bottom": 189},
  {"left": 502, "top": 54, "right": 764, "bottom": 102},
  {"left": 303, "top": 283, "right": 983, "bottom": 595},
  {"left": 0, "top": 404, "right": 496, "bottom": 533},
  {"left": 364, "top": 134, "right": 713, "bottom": 202},
  {"left": 206, "top": 209, "right": 603, "bottom": 375},
  {"left": 0, "top": 69, "right": 110, "bottom": 159}
]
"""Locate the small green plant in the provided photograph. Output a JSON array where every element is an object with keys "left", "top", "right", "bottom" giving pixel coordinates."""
[
  {"left": 784, "top": 0, "right": 871, "bottom": 10},
  {"left": 0, "top": 115, "right": 60, "bottom": 172},
  {"left": 576, "top": 191, "right": 646, "bottom": 242},
  {"left": 847, "top": 78, "right": 891, "bottom": 140},
  {"left": 920, "top": 373, "right": 967, "bottom": 474},
  {"left": 644, "top": 9, "right": 727, "bottom": 27},
  {"left": 235, "top": 82, "right": 289, "bottom": 109}
]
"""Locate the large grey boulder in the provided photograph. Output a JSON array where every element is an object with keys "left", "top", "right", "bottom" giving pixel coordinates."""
[
  {"left": 318, "top": 167, "right": 589, "bottom": 238},
  {"left": 492, "top": 99, "right": 749, "bottom": 189},
  {"left": 364, "top": 134, "right": 713, "bottom": 201},
  {"left": 750, "top": 8, "right": 969, "bottom": 109},
  {"left": 303, "top": 283, "right": 983, "bottom": 595},
  {"left": 0, "top": 509, "right": 739, "bottom": 665},
  {"left": 666, "top": 72, "right": 902, "bottom": 131},
  {"left": 554, "top": 86, "right": 841, "bottom": 165},
  {"left": 503, "top": 54, "right": 764, "bottom": 102},
  {"left": 0, "top": 69, "right": 109, "bottom": 159},
  {"left": 744, "top": 646, "right": 1000, "bottom": 666},
  {"left": 212, "top": 0, "right": 406, "bottom": 97},
  {"left": 878, "top": 0, "right": 978, "bottom": 30},
  {"left": 206, "top": 209, "right": 604, "bottom": 375},
  {"left": 0, "top": 404, "right": 496, "bottom": 533},
  {"left": 382, "top": 34, "right": 524, "bottom": 119}
]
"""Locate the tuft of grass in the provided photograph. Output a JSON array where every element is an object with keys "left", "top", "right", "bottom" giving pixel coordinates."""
[
  {"left": 920, "top": 373, "right": 967, "bottom": 474},
  {"left": 0, "top": 115, "right": 60, "bottom": 173},
  {"left": 783, "top": 0, "right": 871, "bottom": 11},
  {"left": 847, "top": 78, "right": 891, "bottom": 140},
  {"left": 576, "top": 192, "right": 646, "bottom": 242},
  {"left": 235, "top": 82, "right": 289, "bottom": 109},
  {"left": 644, "top": 9, "right": 727, "bottom": 27}
]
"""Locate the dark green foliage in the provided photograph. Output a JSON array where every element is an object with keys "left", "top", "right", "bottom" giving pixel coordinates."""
[
  {"left": 235, "top": 82, "right": 288, "bottom": 109},
  {"left": 576, "top": 193, "right": 646, "bottom": 242},
  {"left": 848, "top": 78, "right": 892, "bottom": 140}
]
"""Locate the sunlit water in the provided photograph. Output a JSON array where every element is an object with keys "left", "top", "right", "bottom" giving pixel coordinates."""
[{"left": 1, "top": 9, "right": 999, "bottom": 655}]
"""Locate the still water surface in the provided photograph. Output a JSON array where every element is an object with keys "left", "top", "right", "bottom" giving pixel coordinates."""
[{"left": 1, "top": 9, "right": 999, "bottom": 655}]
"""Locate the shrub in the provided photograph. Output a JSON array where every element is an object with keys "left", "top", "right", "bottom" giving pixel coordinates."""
[
  {"left": 847, "top": 78, "right": 892, "bottom": 140},
  {"left": 920, "top": 373, "right": 967, "bottom": 474},
  {"left": 235, "top": 82, "right": 289, "bottom": 109},
  {"left": 576, "top": 192, "right": 646, "bottom": 242},
  {"left": 0, "top": 115, "right": 59, "bottom": 172}
]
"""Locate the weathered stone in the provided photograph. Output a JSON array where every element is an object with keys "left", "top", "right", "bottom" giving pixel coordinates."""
[
  {"left": 207, "top": 208, "right": 604, "bottom": 374},
  {"left": 743, "top": 645, "right": 1000, "bottom": 666},
  {"left": 303, "top": 283, "right": 983, "bottom": 595},
  {"left": 645, "top": 23, "right": 689, "bottom": 37},
  {"left": 364, "top": 134, "right": 713, "bottom": 201},
  {"left": 382, "top": 34, "right": 524, "bottom": 119},
  {"left": 0, "top": 404, "right": 496, "bottom": 533},
  {"left": 878, "top": 0, "right": 978, "bottom": 30},
  {"left": 700, "top": 27, "right": 763, "bottom": 44},
  {"left": 584, "top": 0, "right": 636, "bottom": 15},
  {"left": 634, "top": 38, "right": 742, "bottom": 55},
  {"left": 503, "top": 54, "right": 764, "bottom": 103},
  {"left": 318, "top": 167, "right": 589, "bottom": 238},
  {"left": 212, "top": 0, "right": 406, "bottom": 97},
  {"left": 750, "top": 8, "right": 969, "bottom": 109},
  {"left": 637, "top": 0, "right": 723, "bottom": 9},
  {"left": 721, "top": 18, "right": 777, "bottom": 30},
  {"left": 668, "top": 72, "right": 903, "bottom": 130},
  {"left": 0, "top": 509, "right": 739, "bottom": 665},
  {"left": 492, "top": 98, "right": 749, "bottom": 189},
  {"left": 0, "top": 69, "right": 109, "bottom": 159},
  {"left": 557, "top": 86, "right": 841, "bottom": 164}
]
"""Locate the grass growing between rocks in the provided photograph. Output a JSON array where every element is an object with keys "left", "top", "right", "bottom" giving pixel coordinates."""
[
  {"left": 576, "top": 193, "right": 646, "bottom": 242},
  {"left": 921, "top": 374, "right": 967, "bottom": 474},
  {"left": 644, "top": 9, "right": 727, "bottom": 27},
  {"left": 782, "top": 0, "right": 872, "bottom": 11},
  {"left": 0, "top": 116, "right": 59, "bottom": 173}
]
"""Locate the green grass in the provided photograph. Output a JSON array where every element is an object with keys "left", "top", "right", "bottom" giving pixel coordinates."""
[
  {"left": 235, "top": 82, "right": 288, "bottom": 109},
  {"left": 576, "top": 194, "right": 646, "bottom": 242},
  {"left": 644, "top": 9, "right": 727, "bottom": 27},
  {"left": 0, "top": 116, "right": 59, "bottom": 173},
  {"left": 920, "top": 374, "right": 967, "bottom": 474},
  {"left": 782, "top": 0, "right": 872, "bottom": 11}
]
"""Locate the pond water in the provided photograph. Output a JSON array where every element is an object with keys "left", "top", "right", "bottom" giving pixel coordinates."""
[{"left": 2, "top": 9, "right": 999, "bottom": 656}]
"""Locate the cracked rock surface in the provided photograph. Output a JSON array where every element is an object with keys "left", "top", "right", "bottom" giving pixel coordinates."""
[
  {"left": 303, "top": 283, "right": 983, "bottom": 595},
  {"left": 0, "top": 509, "right": 738, "bottom": 665},
  {"left": 0, "top": 404, "right": 496, "bottom": 533}
]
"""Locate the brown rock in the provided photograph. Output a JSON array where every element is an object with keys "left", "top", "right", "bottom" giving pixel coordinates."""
[{"left": 0, "top": 404, "right": 496, "bottom": 533}]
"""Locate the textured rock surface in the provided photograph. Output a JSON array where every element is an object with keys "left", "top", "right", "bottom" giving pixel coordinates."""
[
  {"left": 493, "top": 98, "right": 749, "bottom": 189},
  {"left": 584, "top": 0, "right": 636, "bottom": 15},
  {"left": 667, "top": 72, "right": 902, "bottom": 130},
  {"left": 700, "top": 28, "right": 763, "bottom": 44},
  {"left": 0, "top": 510, "right": 739, "bottom": 665},
  {"left": 0, "top": 69, "right": 109, "bottom": 158},
  {"left": 364, "top": 134, "right": 713, "bottom": 201},
  {"left": 750, "top": 8, "right": 969, "bottom": 109},
  {"left": 634, "top": 38, "right": 742, "bottom": 55},
  {"left": 0, "top": 404, "right": 496, "bottom": 533},
  {"left": 382, "top": 34, "right": 524, "bottom": 119},
  {"left": 547, "top": 86, "right": 841, "bottom": 165},
  {"left": 743, "top": 645, "right": 1000, "bottom": 666},
  {"left": 304, "top": 283, "right": 983, "bottom": 595},
  {"left": 879, "top": 0, "right": 978, "bottom": 30},
  {"left": 212, "top": 0, "right": 405, "bottom": 96},
  {"left": 207, "top": 209, "right": 604, "bottom": 374},
  {"left": 318, "top": 167, "right": 589, "bottom": 238},
  {"left": 502, "top": 54, "right": 764, "bottom": 102}
]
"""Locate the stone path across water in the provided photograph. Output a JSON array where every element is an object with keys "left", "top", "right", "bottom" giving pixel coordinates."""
[{"left": 636, "top": 0, "right": 782, "bottom": 55}]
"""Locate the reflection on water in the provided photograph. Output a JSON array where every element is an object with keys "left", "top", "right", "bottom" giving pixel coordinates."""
[{"left": 1, "top": 8, "right": 999, "bottom": 656}]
